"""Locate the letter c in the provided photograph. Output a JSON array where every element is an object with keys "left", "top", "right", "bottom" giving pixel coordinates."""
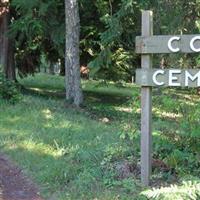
[
  {"left": 168, "top": 36, "right": 181, "bottom": 52},
  {"left": 152, "top": 70, "right": 165, "bottom": 86},
  {"left": 190, "top": 36, "right": 200, "bottom": 52}
]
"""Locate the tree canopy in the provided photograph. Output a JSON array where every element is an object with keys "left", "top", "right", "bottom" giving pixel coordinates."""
[{"left": 1, "top": 0, "right": 200, "bottom": 80}]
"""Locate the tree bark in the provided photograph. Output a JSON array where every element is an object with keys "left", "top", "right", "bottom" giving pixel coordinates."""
[
  {"left": 65, "top": 0, "right": 83, "bottom": 106},
  {"left": 0, "top": 0, "right": 15, "bottom": 80}
]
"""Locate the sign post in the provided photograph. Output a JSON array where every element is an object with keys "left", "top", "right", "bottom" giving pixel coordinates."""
[
  {"left": 140, "top": 10, "right": 153, "bottom": 186},
  {"left": 136, "top": 11, "right": 200, "bottom": 186}
]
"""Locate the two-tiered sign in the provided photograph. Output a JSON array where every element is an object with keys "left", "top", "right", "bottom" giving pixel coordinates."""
[{"left": 136, "top": 11, "right": 200, "bottom": 186}]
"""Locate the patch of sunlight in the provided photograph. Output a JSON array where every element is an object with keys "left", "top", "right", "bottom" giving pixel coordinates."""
[
  {"left": 141, "top": 180, "right": 200, "bottom": 200},
  {"left": 42, "top": 109, "right": 53, "bottom": 120},
  {"left": 153, "top": 108, "right": 181, "bottom": 119},
  {"left": 0, "top": 129, "right": 27, "bottom": 139},
  {"left": 29, "top": 87, "right": 44, "bottom": 92},
  {"left": 9, "top": 139, "right": 81, "bottom": 158},
  {"left": 135, "top": 108, "right": 141, "bottom": 113},
  {"left": 152, "top": 131, "right": 161, "bottom": 136},
  {"left": 42, "top": 119, "right": 82, "bottom": 131},
  {"left": 11, "top": 140, "right": 58, "bottom": 157},
  {"left": 3, "top": 116, "right": 21, "bottom": 123},
  {"left": 176, "top": 93, "right": 200, "bottom": 102},
  {"left": 29, "top": 87, "right": 59, "bottom": 93},
  {"left": 178, "top": 99, "right": 196, "bottom": 106},
  {"left": 115, "top": 106, "right": 133, "bottom": 113},
  {"left": 51, "top": 119, "right": 74, "bottom": 129},
  {"left": 53, "top": 140, "right": 80, "bottom": 157},
  {"left": 0, "top": 127, "right": 13, "bottom": 134}
]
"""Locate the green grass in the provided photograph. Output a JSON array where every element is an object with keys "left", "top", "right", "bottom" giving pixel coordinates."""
[{"left": 0, "top": 73, "right": 200, "bottom": 199}]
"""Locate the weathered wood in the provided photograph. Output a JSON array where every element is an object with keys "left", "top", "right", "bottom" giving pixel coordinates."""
[
  {"left": 140, "top": 11, "right": 153, "bottom": 186},
  {"left": 136, "top": 69, "right": 200, "bottom": 87},
  {"left": 136, "top": 35, "right": 200, "bottom": 54}
]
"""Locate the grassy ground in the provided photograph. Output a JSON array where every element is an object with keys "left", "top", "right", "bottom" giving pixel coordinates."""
[{"left": 0, "top": 73, "right": 200, "bottom": 199}]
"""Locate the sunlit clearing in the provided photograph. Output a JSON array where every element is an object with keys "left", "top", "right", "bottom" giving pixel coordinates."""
[
  {"left": 153, "top": 108, "right": 181, "bottom": 119},
  {"left": 13, "top": 140, "right": 57, "bottom": 157}
]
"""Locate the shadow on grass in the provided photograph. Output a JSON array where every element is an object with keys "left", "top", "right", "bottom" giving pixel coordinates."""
[
  {"left": 22, "top": 87, "right": 132, "bottom": 104},
  {"left": 21, "top": 87, "right": 65, "bottom": 99},
  {"left": 21, "top": 86, "right": 137, "bottom": 124}
]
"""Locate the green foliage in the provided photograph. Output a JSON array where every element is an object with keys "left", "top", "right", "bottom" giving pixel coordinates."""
[
  {"left": 10, "top": 0, "right": 65, "bottom": 76},
  {"left": 89, "top": 0, "right": 200, "bottom": 81},
  {"left": 9, "top": 0, "right": 200, "bottom": 80},
  {"left": 0, "top": 71, "right": 21, "bottom": 103},
  {"left": 142, "top": 178, "right": 200, "bottom": 200},
  {"left": 89, "top": 0, "right": 139, "bottom": 81},
  {"left": 152, "top": 89, "right": 200, "bottom": 177},
  {"left": 174, "top": 101, "right": 200, "bottom": 158}
]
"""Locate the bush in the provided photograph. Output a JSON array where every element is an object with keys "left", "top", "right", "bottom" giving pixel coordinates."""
[
  {"left": 0, "top": 71, "right": 21, "bottom": 103},
  {"left": 178, "top": 102, "right": 200, "bottom": 153}
]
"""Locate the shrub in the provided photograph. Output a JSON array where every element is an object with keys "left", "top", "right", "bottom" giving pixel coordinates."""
[
  {"left": 178, "top": 102, "right": 200, "bottom": 152},
  {"left": 0, "top": 71, "right": 21, "bottom": 103}
]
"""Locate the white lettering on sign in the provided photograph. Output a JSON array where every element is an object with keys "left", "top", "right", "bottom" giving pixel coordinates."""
[
  {"left": 149, "top": 70, "right": 200, "bottom": 87},
  {"left": 168, "top": 36, "right": 181, "bottom": 52},
  {"left": 185, "top": 70, "right": 200, "bottom": 86},
  {"left": 169, "top": 69, "right": 181, "bottom": 86},
  {"left": 190, "top": 36, "right": 200, "bottom": 52},
  {"left": 152, "top": 70, "right": 165, "bottom": 85},
  {"left": 168, "top": 36, "right": 200, "bottom": 52}
]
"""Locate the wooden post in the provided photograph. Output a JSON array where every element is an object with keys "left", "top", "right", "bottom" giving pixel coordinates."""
[{"left": 141, "top": 11, "right": 153, "bottom": 186}]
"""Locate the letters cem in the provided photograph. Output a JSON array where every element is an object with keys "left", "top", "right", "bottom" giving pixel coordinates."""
[{"left": 153, "top": 70, "right": 200, "bottom": 87}]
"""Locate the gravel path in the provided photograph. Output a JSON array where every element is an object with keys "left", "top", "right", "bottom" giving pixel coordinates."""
[{"left": 0, "top": 154, "right": 43, "bottom": 200}]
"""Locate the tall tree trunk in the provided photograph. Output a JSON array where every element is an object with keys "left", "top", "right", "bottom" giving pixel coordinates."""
[
  {"left": 65, "top": 0, "right": 83, "bottom": 106},
  {"left": 0, "top": 0, "right": 15, "bottom": 80}
]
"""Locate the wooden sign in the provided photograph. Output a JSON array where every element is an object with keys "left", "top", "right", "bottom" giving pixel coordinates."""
[
  {"left": 136, "top": 35, "right": 200, "bottom": 54},
  {"left": 136, "top": 69, "right": 200, "bottom": 87},
  {"left": 135, "top": 10, "right": 200, "bottom": 187}
]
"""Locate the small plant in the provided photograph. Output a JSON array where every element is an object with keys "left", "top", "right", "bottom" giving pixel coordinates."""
[
  {"left": 178, "top": 102, "right": 200, "bottom": 152},
  {"left": 0, "top": 71, "right": 21, "bottom": 103}
]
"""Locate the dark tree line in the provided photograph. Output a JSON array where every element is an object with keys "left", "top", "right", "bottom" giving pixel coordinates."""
[{"left": 1, "top": 0, "right": 200, "bottom": 105}]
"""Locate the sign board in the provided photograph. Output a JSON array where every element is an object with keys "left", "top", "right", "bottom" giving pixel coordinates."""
[
  {"left": 136, "top": 69, "right": 200, "bottom": 87},
  {"left": 136, "top": 35, "right": 200, "bottom": 54},
  {"left": 135, "top": 11, "right": 200, "bottom": 186}
]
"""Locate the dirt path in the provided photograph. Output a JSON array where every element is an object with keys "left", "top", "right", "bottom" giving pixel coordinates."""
[{"left": 0, "top": 154, "right": 43, "bottom": 200}]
